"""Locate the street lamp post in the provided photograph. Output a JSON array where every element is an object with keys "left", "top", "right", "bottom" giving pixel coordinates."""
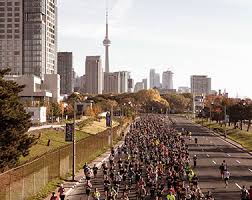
[
  {"left": 72, "top": 102, "right": 76, "bottom": 181},
  {"left": 209, "top": 102, "right": 214, "bottom": 130},
  {"left": 224, "top": 105, "right": 227, "bottom": 138}
]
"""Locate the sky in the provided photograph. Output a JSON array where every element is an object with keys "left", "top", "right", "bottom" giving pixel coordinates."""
[{"left": 58, "top": 0, "right": 252, "bottom": 98}]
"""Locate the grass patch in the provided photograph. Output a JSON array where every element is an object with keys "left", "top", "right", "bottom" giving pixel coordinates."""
[
  {"left": 195, "top": 119, "right": 252, "bottom": 151},
  {"left": 26, "top": 178, "right": 63, "bottom": 200},
  {"left": 80, "top": 118, "right": 119, "bottom": 135},
  {"left": 20, "top": 128, "right": 90, "bottom": 163}
]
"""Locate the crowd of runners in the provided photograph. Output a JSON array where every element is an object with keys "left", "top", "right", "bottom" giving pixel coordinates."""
[{"left": 80, "top": 115, "right": 215, "bottom": 200}]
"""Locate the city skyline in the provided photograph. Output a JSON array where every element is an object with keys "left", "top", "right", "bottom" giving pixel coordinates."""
[{"left": 58, "top": 0, "right": 252, "bottom": 98}]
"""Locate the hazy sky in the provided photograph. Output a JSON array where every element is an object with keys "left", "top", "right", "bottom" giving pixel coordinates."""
[{"left": 58, "top": 0, "right": 252, "bottom": 98}]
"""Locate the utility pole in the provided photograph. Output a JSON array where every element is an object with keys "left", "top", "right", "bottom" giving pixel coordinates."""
[
  {"left": 110, "top": 106, "right": 113, "bottom": 147},
  {"left": 72, "top": 102, "right": 76, "bottom": 181},
  {"left": 224, "top": 105, "right": 227, "bottom": 138}
]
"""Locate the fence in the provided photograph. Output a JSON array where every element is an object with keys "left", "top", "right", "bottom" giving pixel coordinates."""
[{"left": 0, "top": 123, "right": 128, "bottom": 200}]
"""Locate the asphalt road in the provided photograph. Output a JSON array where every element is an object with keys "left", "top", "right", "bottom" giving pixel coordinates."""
[
  {"left": 172, "top": 116, "right": 252, "bottom": 200},
  {"left": 66, "top": 115, "right": 252, "bottom": 200}
]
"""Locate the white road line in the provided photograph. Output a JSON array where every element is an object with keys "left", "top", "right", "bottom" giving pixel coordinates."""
[
  {"left": 219, "top": 148, "right": 223, "bottom": 151},
  {"left": 236, "top": 160, "right": 241, "bottom": 164},
  {"left": 207, "top": 154, "right": 210, "bottom": 157},
  {"left": 227, "top": 154, "right": 231, "bottom": 157},
  {"left": 249, "top": 169, "right": 252, "bottom": 173},
  {"left": 212, "top": 160, "right": 216, "bottom": 164},
  {"left": 235, "top": 183, "right": 242, "bottom": 189}
]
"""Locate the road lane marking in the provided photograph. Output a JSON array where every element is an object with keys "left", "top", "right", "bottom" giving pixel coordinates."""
[
  {"left": 227, "top": 154, "right": 231, "bottom": 157},
  {"left": 219, "top": 148, "right": 223, "bottom": 151},
  {"left": 236, "top": 160, "right": 241, "bottom": 164},
  {"left": 207, "top": 154, "right": 210, "bottom": 157},
  {"left": 235, "top": 183, "right": 242, "bottom": 189},
  {"left": 212, "top": 160, "right": 216, "bottom": 164},
  {"left": 249, "top": 169, "right": 252, "bottom": 173}
]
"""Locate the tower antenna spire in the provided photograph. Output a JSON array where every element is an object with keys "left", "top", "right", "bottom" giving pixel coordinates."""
[{"left": 103, "top": 0, "right": 111, "bottom": 73}]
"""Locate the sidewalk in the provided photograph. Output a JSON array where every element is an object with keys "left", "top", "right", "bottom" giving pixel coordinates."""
[{"left": 44, "top": 125, "right": 130, "bottom": 200}]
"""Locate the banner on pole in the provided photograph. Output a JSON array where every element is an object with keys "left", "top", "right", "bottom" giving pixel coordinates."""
[{"left": 65, "top": 123, "right": 74, "bottom": 142}]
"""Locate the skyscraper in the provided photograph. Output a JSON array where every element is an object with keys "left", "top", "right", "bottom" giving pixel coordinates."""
[
  {"left": 149, "top": 69, "right": 155, "bottom": 88},
  {"left": 162, "top": 70, "right": 173, "bottom": 89},
  {"left": 119, "top": 71, "right": 130, "bottom": 93},
  {"left": 85, "top": 56, "right": 103, "bottom": 94},
  {"left": 103, "top": 7, "right": 111, "bottom": 73},
  {"left": 191, "top": 75, "right": 211, "bottom": 95},
  {"left": 57, "top": 52, "right": 73, "bottom": 95},
  {"left": 154, "top": 73, "right": 161, "bottom": 88},
  {"left": 104, "top": 72, "right": 120, "bottom": 94},
  {"left": 142, "top": 78, "right": 148, "bottom": 90},
  {"left": 0, "top": 0, "right": 58, "bottom": 78}
]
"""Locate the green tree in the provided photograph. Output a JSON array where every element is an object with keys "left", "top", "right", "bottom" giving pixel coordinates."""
[{"left": 0, "top": 69, "right": 34, "bottom": 171}]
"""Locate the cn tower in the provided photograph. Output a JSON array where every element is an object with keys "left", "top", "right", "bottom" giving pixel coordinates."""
[{"left": 103, "top": 6, "right": 111, "bottom": 73}]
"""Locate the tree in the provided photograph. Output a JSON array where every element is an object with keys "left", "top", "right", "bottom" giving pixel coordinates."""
[
  {"left": 0, "top": 69, "right": 34, "bottom": 171},
  {"left": 85, "top": 106, "right": 95, "bottom": 117},
  {"left": 93, "top": 104, "right": 102, "bottom": 118},
  {"left": 162, "top": 93, "right": 190, "bottom": 113}
]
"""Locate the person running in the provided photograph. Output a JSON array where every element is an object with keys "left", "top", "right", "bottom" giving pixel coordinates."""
[
  {"left": 92, "top": 164, "right": 98, "bottom": 178},
  {"left": 58, "top": 184, "right": 65, "bottom": 200},
  {"left": 223, "top": 169, "right": 230, "bottom": 188},
  {"left": 193, "top": 155, "right": 197, "bottom": 168},
  {"left": 241, "top": 185, "right": 249, "bottom": 200},
  {"left": 194, "top": 137, "right": 198, "bottom": 145},
  {"left": 50, "top": 192, "right": 59, "bottom": 200},
  {"left": 85, "top": 180, "right": 92, "bottom": 200},
  {"left": 92, "top": 188, "right": 100, "bottom": 200},
  {"left": 166, "top": 190, "right": 176, "bottom": 200},
  {"left": 248, "top": 185, "right": 252, "bottom": 200},
  {"left": 219, "top": 160, "right": 228, "bottom": 179}
]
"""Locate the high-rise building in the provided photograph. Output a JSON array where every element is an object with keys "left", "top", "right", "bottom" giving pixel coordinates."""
[
  {"left": 178, "top": 87, "right": 191, "bottom": 93},
  {"left": 128, "top": 78, "right": 134, "bottom": 93},
  {"left": 0, "top": 0, "right": 58, "bottom": 78},
  {"left": 85, "top": 56, "right": 103, "bottom": 95},
  {"left": 119, "top": 71, "right": 130, "bottom": 93},
  {"left": 104, "top": 72, "right": 120, "bottom": 94},
  {"left": 74, "top": 75, "right": 86, "bottom": 93},
  {"left": 191, "top": 75, "right": 211, "bottom": 95},
  {"left": 103, "top": 8, "right": 111, "bottom": 73},
  {"left": 134, "top": 82, "right": 144, "bottom": 92},
  {"left": 149, "top": 69, "right": 155, "bottom": 88},
  {"left": 162, "top": 70, "right": 173, "bottom": 89},
  {"left": 154, "top": 73, "right": 161, "bottom": 88},
  {"left": 57, "top": 52, "right": 73, "bottom": 95},
  {"left": 142, "top": 78, "right": 148, "bottom": 90}
]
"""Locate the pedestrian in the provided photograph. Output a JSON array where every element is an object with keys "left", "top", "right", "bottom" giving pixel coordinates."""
[
  {"left": 58, "top": 184, "right": 65, "bottom": 200},
  {"left": 92, "top": 188, "right": 100, "bottom": 200},
  {"left": 85, "top": 180, "right": 92, "bottom": 200},
  {"left": 223, "top": 169, "right": 230, "bottom": 188},
  {"left": 50, "top": 192, "right": 59, "bottom": 200},
  {"left": 166, "top": 190, "right": 176, "bottom": 200},
  {"left": 193, "top": 155, "right": 197, "bottom": 168},
  {"left": 92, "top": 164, "right": 98, "bottom": 178},
  {"left": 241, "top": 185, "right": 249, "bottom": 200},
  {"left": 248, "top": 186, "right": 252, "bottom": 200}
]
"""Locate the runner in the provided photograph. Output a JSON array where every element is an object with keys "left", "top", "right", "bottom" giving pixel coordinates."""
[
  {"left": 223, "top": 169, "right": 230, "bottom": 188},
  {"left": 241, "top": 185, "right": 249, "bottom": 200},
  {"left": 92, "top": 188, "right": 100, "bottom": 200},
  {"left": 58, "top": 184, "right": 65, "bottom": 200}
]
